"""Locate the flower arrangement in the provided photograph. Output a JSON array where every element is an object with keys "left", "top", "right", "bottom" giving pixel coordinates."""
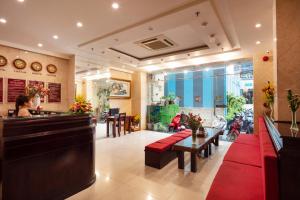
[
  {"left": 187, "top": 113, "right": 202, "bottom": 132},
  {"left": 26, "top": 83, "right": 50, "bottom": 98},
  {"left": 287, "top": 89, "right": 300, "bottom": 131},
  {"left": 287, "top": 89, "right": 300, "bottom": 112},
  {"left": 133, "top": 114, "right": 141, "bottom": 125},
  {"left": 70, "top": 96, "right": 93, "bottom": 114},
  {"left": 262, "top": 81, "right": 275, "bottom": 108}
]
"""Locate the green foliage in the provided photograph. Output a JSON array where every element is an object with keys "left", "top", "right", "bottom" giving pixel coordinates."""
[
  {"left": 287, "top": 89, "right": 300, "bottom": 112},
  {"left": 226, "top": 93, "right": 246, "bottom": 121}
]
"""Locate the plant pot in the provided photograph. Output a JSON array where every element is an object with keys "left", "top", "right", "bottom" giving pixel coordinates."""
[
  {"left": 147, "top": 123, "right": 153, "bottom": 130},
  {"left": 192, "top": 130, "right": 197, "bottom": 144},
  {"left": 290, "top": 111, "right": 299, "bottom": 132}
]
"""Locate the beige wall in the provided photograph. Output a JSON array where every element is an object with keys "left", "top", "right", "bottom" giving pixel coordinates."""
[
  {"left": 253, "top": 52, "right": 274, "bottom": 133},
  {"left": 275, "top": 0, "right": 300, "bottom": 121},
  {"left": 132, "top": 71, "right": 148, "bottom": 129},
  {"left": 0, "top": 45, "right": 75, "bottom": 116}
]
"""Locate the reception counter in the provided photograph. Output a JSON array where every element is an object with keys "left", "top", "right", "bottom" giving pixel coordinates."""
[{"left": 0, "top": 114, "right": 96, "bottom": 200}]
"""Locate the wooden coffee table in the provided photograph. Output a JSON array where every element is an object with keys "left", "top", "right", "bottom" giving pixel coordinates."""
[{"left": 173, "top": 128, "right": 223, "bottom": 173}]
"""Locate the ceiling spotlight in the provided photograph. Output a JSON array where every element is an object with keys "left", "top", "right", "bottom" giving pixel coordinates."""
[
  {"left": 17, "top": 0, "right": 25, "bottom": 2},
  {"left": 53, "top": 35, "right": 59, "bottom": 40},
  {"left": 112, "top": 2, "right": 120, "bottom": 9},
  {"left": 37, "top": 43, "right": 43, "bottom": 47},
  {"left": 256, "top": 41, "right": 261, "bottom": 45},
  {"left": 0, "top": 18, "right": 7, "bottom": 24},
  {"left": 201, "top": 22, "right": 208, "bottom": 27},
  {"left": 76, "top": 22, "right": 83, "bottom": 28},
  {"left": 255, "top": 23, "right": 262, "bottom": 28}
]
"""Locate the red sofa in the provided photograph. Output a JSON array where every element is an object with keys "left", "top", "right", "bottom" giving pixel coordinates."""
[
  {"left": 206, "top": 117, "right": 279, "bottom": 200},
  {"left": 145, "top": 129, "right": 192, "bottom": 169}
]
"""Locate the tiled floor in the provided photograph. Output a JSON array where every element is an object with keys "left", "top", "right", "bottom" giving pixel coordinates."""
[{"left": 68, "top": 124, "right": 231, "bottom": 200}]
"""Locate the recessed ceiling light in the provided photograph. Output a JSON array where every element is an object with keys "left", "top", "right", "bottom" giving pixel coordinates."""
[
  {"left": 112, "top": 2, "right": 120, "bottom": 9},
  {"left": 17, "top": 0, "right": 25, "bottom": 2},
  {"left": 76, "top": 22, "right": 83, "bottom": 28},
  {"left": 256, "top": 41, "right": 261, "bottom": 45},
  {"left": 37, "top": 43, "right": 43, "bottom": 47},
  {"left": 53, "top": 35, "right": 59, "bottom": 40},
  {"left": 255, "top": 23, "right": 262, "bottom": 28},
  {"left": 0, "top": 18, "right": 7, "bottom": 24}
]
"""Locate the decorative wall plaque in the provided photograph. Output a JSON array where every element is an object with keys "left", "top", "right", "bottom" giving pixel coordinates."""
[
  {"left": 46, "top": 64, "right": 57, "bottom": 73},
  {"left": 48, "top": 83, "right": 61, "bottom": 102},
  {"left": 7, "top": 78, "right": 26, "bottom": 102},
  {"left": 31, "top": 62, "right": 43, "bottom": 72},
  {"left": 13, "top": 59, "right": 27, "bottom": 69},
  {"left": 0, "top": 55, "right": 7, "bottom": 67}
]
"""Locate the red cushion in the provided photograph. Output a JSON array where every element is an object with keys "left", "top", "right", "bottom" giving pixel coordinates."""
[
  {"left": 172, "top": 132, "right": 191, "bottom": 139},
  {"left": 206, "top": 161, "right": 263, "bottom": 200},
  {"left": 224, "top": 143, "right": 262, "bottom": 167},
  {"left": 145, "top": 142, "right": 171, "bottom": 153},
  {"left": 156, "top": 137, "right": 179, "bottom": 145},
  {"left": 235, "top": 134, "right": 260, "bottom": 146},
  {"left": 169, "top": 135, "right": 184, "bottom": 142}
]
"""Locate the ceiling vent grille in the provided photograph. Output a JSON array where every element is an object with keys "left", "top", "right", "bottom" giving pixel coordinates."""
[{"left": 136, "top": 35, "right": 176, "bottom": 51}]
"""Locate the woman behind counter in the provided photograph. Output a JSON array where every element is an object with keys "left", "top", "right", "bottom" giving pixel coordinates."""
[{"left": 15, "top": 95, "right": 32, "bottom": 117}]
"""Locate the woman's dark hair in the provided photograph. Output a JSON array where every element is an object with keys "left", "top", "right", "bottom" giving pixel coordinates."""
[{"left": 15, "top": 95, "right": 30, "bottom": 115}]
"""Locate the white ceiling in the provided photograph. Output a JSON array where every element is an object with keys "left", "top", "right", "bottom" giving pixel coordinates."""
[{"left": 0, "top": 0, "right": 274, "bottom": 73}]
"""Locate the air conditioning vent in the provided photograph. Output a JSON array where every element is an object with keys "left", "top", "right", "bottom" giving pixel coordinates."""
[{"left": 136, "top": 35, "right": 176, "bottom": 51}]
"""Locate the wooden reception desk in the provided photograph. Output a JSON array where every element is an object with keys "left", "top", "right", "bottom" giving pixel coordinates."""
[{"left": 0, "top": 114, "right": 96, "bottom": 200}]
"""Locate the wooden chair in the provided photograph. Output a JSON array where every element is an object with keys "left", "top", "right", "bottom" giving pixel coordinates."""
[{"left": 116, "top": 113, "right": 126, "bottom": 136}]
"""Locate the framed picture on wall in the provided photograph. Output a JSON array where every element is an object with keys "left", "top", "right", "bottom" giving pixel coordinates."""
[{"left": 109, "top": 79, "right": 131, "bottom": 99}]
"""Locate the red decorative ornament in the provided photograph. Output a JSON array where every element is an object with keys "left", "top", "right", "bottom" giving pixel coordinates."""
[{"left": 262, "top": 56, "right": 269, "bottom": 62}]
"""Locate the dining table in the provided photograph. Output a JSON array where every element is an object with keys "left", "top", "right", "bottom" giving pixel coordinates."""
[{"left": 106, "top": 115, "right": 133, "bottom": 137}]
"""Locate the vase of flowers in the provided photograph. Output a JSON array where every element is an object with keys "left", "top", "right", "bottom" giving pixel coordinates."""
[
  {"left": 187, "top": 113, "right": 202, "bottom": 144},
  {"left": 262, "top": 81, "right": 275, "bottom": 120},
  {"left": 70, "top": 96, "right": 93, "bottom": 114},
  {"left": 287, "top": 89, "right": 300, "bottom": 131},
  {"left": 26, "top": 83, "right": 50, "bottom": 108}
]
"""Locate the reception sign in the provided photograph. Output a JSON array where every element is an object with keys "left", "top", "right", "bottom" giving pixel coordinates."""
[
  {"left": 48, "top": 83, "right": 61, "bottom": 103},
  {"left": 7, "top": 78, "right": 26, "bottom": 102},
  {"left": 29, "top": 80, "right": 45, "bottom": 102},
  {"left": 0, "top": 78, "right": 3, "bottom": 103}
]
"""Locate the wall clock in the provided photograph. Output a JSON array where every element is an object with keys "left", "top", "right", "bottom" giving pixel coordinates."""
[
  {"left": 0, "top": 55, "right": 8, "bottom": 67},
  {"left": 31, "top": 62, "right": 43, "bottom": 72},
  {"left": 13, "top": 58, "right": 27, "bottom": 69},
  {"left": 47, "top": 64, "right": 57, "bottom": 73}
]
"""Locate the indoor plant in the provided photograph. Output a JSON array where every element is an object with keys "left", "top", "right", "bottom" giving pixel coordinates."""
[
  {"left": 287, "top": 89, "right": 300, "bottom": 131},
  {"left": 187, "top": 113, "right": 202, "bottom": 143},
  {"left": 262, "top": 81, "right": 275, "bottom": 120},
  {"left": 226, "top": 93, "right": 246, "bottom": 121}
]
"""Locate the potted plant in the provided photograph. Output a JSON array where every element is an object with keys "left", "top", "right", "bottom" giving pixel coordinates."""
[
  {"left": 132, "top": 114, "right": 141, "bottom": 131},
  {"left": 187, "top": 113, "right": 202, "bottom": 144},
  {"left": 287, "top": 89, "right": 300, "bottom": 131}
]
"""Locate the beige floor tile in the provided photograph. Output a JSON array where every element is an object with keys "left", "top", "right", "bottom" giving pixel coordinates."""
[{"left": 68, "top": 124, "right": 231, "bottom": 200}]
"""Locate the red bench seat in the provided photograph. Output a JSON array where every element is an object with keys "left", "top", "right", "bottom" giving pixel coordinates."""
[
  {"left": 235, "top": 134, "right": 260, "bottom": 146},
  {"left": 206, "top": 161, "right": 263, "bottom": 200},
  {"left": 224, "top": 142, "right": 262, "bottom": 167},
  {"left": 207, "top": 117, "right": 279, "bottom": 200}
]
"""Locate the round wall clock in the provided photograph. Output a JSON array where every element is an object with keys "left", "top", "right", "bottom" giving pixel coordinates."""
[
  {"left": 31, "top": 62, "right": 43, "bottom": 72},
  {"left": 0, "top": 55, "right": 8, "bottom": 67},
  {"left": 13, "top": 58, "right": 27, "bottom": 69},
  {"left": 47, "top": 64, "right": 57, "bottom": 73}
]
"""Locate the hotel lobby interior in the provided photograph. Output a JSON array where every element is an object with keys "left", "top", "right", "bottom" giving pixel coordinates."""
[{"left": 0, "top": 0, "right": 300, "bottom": 199}]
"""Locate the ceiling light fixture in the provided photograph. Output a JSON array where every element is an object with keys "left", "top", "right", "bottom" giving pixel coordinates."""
[
  {"left": 53, "top": 35, "right": 59, "bottom": 40},
  {"left": 0, "top": 18, "right": 7, "bottom": 24},
  {"left": 76, "top": 22, "right": 83, "bottom": 28},
  {"left": 112, "top": 2, "right": 119, "bottom": 9},
  {"left": 17, "top": 0, "right": 25, "bottom": 2},
  {"left": 256, "top": 41, "right": 261, "bottom": 45},
  {"left": 37, "top": 43, "right": 43, "bottom": 47},
  {"left": 255, "top": 23, "right": 262, "bottom": 28}
]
